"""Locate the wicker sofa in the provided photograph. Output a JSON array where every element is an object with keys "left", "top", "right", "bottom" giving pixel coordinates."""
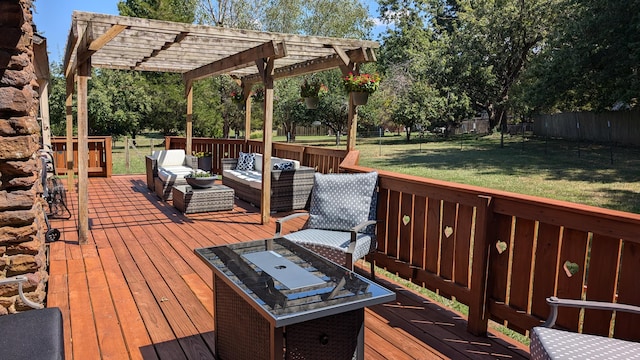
[
  {"left": 145, "top": 149, "right": 198, "bottom": 200},
  {"left": 222, "top": 153, "right": 315, "bottom": 211}
]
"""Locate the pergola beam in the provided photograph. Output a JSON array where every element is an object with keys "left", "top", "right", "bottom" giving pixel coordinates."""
[
  {"left": 242, "top": 47, "right": 374, "bottom": 85},
  {"left": 183, "top": 40, "right": 287, "bottom": 83},
  {"left": 76, "top": 24, "right": 128, "bottom": 71},
  {"left": 64, "top": 22, "right": 84, "bottom": 78},
  {"left": 89, "top": 24, "right": 128, "bottom": 51}
]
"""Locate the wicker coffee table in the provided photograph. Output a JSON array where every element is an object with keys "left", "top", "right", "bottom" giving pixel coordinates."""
[
  {"left": 195, "top": 238, "right": 395, "bottom": 360},
  {"left": 172, "top": 184, "right": 234, "bottom": 213}
]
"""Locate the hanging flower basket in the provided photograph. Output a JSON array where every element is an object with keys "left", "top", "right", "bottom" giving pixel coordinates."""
[
  {"left": 304, "top": 97, "right": 320, "bottom": 109},
  {"left": 252, "top": 88, "right": 265, "bottom": 102},
  {"left": 231, "top": 91, "right": 244, "bottom": 109},
  {"left": 351, "top": 92, "right": 369, "bottom": 105},
  {"left": 300, "top": 77, "right": 327, "bottom": 109},
  {"left": 342, "top": 72, "right": 380, "bottom": 105}
]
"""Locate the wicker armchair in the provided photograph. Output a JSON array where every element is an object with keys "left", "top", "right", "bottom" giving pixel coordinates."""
[
  {"left": 530, "top": 297, "right": 640, "bottom": 359},
  {"left": 145, "top": 149, "right": 197, "bottom": 200},
  {"left": 275, "top": 172, "right": 379, "bottom": 277}
]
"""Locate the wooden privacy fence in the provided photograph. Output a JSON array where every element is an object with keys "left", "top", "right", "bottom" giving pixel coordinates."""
[
  {"left": 166, "top": 137, "right": 348, "bottom": 175},
  {"left": 534, "top": 110, "right": 640, "bottom": 146},
  {"left": 341, "top": 160, "right": 640, "bottom": 341},
  {"left": 50, "top": 137, "right": 112, "bottom": 177}
]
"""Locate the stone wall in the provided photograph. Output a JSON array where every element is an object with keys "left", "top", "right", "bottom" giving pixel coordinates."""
[{"left": 0, "top": 0, "right": 48, "bottom": 314}]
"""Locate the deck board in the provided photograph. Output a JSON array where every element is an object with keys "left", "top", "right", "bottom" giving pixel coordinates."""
[{"left": 46, "top": 175, "right": 529, "bottom": 359}]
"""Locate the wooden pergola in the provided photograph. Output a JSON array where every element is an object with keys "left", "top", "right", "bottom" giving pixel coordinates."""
[{"left": 63, "top": 11, "right": 379, "bottom": 243}]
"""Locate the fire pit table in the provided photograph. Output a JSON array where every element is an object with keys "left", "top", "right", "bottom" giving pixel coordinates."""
[{"left": 195, "top": 237, "right": 395, "bottom": 360}]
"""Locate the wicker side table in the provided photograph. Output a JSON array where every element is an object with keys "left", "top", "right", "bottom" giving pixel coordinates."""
[{"left": 172, "top": 184, "right": 234, "bottom": 213}]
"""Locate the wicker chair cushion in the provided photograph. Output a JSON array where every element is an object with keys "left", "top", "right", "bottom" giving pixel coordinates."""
[
  {"left": 236, "top": 152, "right": 255, "bottom": 170},
  {"left": 307, "top": 172, "right": 378, "bottom": 232},
  {"left": 223, "top": 169, "right": 262, "bottom": 189},
  {"left": 530, "top": 326, "right": 640, "bottom": 360},
  {"left": 157, "top": 165, "right": 195, "bottom": 182},
  {"left": 155, "top": 149, "right": 187, "bottom": 167},
  {"left": 283, "top": 228, "right": 375, "bottom": 264}
]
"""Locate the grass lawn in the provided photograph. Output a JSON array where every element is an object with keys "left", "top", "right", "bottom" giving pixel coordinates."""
[
  {"left": 356, "top": 133, "right": 640, "bottom": 214},
  {"left": 112, "top": 132, "right": 640, "bottom": 214}
]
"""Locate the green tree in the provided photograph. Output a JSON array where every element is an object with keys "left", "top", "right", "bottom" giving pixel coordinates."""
[
  {"left": 520, "top": 0, "right": 640, "bottom": 112},
  {"left": 87, "top": 69, "right": 152, "bottom": 139},
  {"left": 315, "top": 92, "right": 349, "bottom": 145},
  {"left": 118, "top": 0, "right": 197, "bottom": 22},
  {"left": 116, "top": 0, "right": 199, "bottom": 137},
  {"left": 197, "top": 0, "right": 372, "bottom": 37},
  {"left": 273, "top": 78, "right": 309, "bottom": 141},
  {"left": 379, "top": 0, "right": 563, "bottom": 133},
  {"left": 196, "top": 0, "right": 267, "bottom": 29},
  {"left": 47, "top": 62, "right": 71, "bottom": 136}
]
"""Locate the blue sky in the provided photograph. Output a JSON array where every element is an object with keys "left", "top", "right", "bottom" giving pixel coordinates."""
[{"left": 33, "top": 1, "right": 387, "bottom": 63}]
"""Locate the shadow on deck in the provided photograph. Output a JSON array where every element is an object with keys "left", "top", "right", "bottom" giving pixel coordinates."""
[{"left": 46, "top": 175, "right": 529, "bottom": 359}]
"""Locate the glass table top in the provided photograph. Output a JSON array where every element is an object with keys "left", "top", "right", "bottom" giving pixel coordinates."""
[{"left": 195, "top": 238, "right": 396, "bottom": 327}]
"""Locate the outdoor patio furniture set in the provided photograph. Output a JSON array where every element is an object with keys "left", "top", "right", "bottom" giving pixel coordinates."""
[
  {"left": 146, "top": 149, "right": 379, "bottom": 273},
  {"left": 194, "top": 170, "right": 385, "bottom": 359},
  {"left": 145, "top": 149, "right": 198, "bottom": 200},
  {"left": 146, "top": 150, "right": 316, "bottom": 213}
]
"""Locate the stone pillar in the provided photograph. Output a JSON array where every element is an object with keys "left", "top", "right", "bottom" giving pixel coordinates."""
[{"left": 0, "top": 0, "right": 48, "bottom": 314}]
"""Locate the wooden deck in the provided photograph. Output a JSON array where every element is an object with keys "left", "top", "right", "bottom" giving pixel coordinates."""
[{"left": 46, "top": 175, "right": 530, "bottom": 360}]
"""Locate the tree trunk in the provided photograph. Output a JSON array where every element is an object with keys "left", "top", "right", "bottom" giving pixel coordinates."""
[
  {"left": 405, "top": 128, "right": 412, "bottom": 142},
  {"left": 223, "top": 118, "right": 230, "bottom": 138}
]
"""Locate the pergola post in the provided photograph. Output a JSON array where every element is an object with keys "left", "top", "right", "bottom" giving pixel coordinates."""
[
  {"left": 65, "top": 75, "right": 74, "bottom": 192},
  {"left": 185, "top": 79, "right": 193, "bottom": 154},
  {"left": 340, "top": 63, "right": 360, "bottom": 151},
  {"left": 347, "top": 94, "right": 358, "bottom": 151},
  {"left": 33, "top": 35, "right": 51, "bottom": 149},
  {"left": 257, "top": 58, "right": 275, "bottom": 224},
  {"left": 76, "top": 59, "right": 90, "bottom": 244},
  {"left": 242, "top": 82, "right": 252, "bottom": 140},
  {"left": 38, "top": 79, "right": 51, "bottom": 148}
]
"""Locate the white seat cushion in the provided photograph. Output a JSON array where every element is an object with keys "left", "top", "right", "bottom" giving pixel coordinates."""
[
  {"left": 156, "top": 149, "right": 186, "bottom": 167},
  {"left": 254, "top": 153, "right": 263, "bottom": 171},
  {"left": 222, "top": 169, "right": 262, "bottom": 190},
  {"left": 157, "top": 165, "right": 194, "bottom": 182}
]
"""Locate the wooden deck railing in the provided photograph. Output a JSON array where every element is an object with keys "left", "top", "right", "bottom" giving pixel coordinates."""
[
  {"left": 340, "top": 158, "right": 640, "bottom": 342},
  {"left": 50, "top": 136, "right": 112, "bottom": 177},
  {"left": 166, "top": 137, "right": 348, "bottom": 175},
  {"left": 165, "top": 138, "right": 640, "bottom": 342}
]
